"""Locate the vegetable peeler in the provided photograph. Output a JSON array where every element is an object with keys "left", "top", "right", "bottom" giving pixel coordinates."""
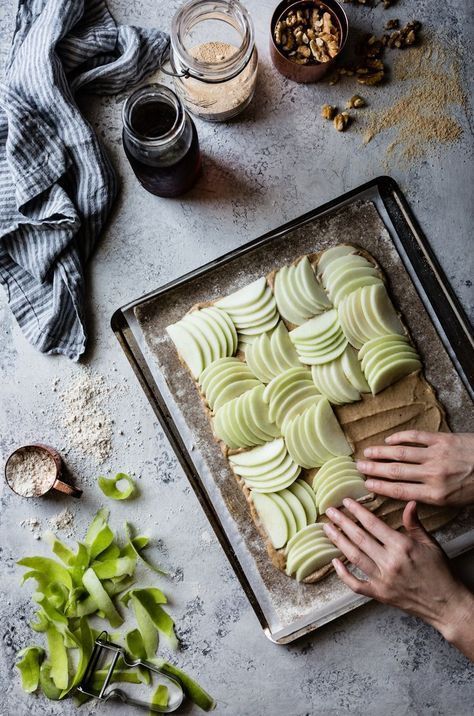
[{"left": 77, "top": 634, "right": 184, "bottom": 713}]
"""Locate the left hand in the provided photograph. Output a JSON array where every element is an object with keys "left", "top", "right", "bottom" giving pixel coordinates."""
[{"left": 323, "top": 498, "right": 474, "bottom": 660}]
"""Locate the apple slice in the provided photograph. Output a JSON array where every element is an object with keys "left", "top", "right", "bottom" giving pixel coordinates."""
[
  {"left": 368, "top": 355, "right": 422, "bottom": 394},
  {"left": 279, "top": 488, "right": 308, "bottom": 532},
  {"left": 317, "top": 245, "right": 355, "bottom": 277},
  {"left": 199, "top": 357, "right": 240, "bottom": 392},
  {"left": 216, "top": 277, "right": 267, "bottom": 311},
  {"left": 294, "top": 545, "right": 342, "bottom": 582},
  {"left": 315, "top": 470, "right": 363, "bottom": 499},
  {"left": 263, "top": 367, "right": 311, "bottom": 404},
  {"left": 288, "top": 481, "right": 317, "bottom": 524},
  {"left": 366, "top": 284, "right": 404, "bottom": 336},
  {"left": 313, "top": 455, "right": 357, "bottom": 483},
  {"left": 285, "top": 522, "right": 326, "bottom": 553},
  {"left": 213, "top": 403, "right": 240, "bottom": 449},
  {"left": 289, "top": 484, "right": 317, "bottom": 525},
  {"left": 285, "top": 413, "right": 318, "bottom": 469},
  {"left": 190, "top": 309, "right": 227, "bottom": 356},
  {"left": 268, "top": 493, "right": 297, "bottom": 540},
  {"left": 317, "top": 479, "right": 369, "bottom": 515},
  {"left": 358, "top": 333, "right": 410, "bottom": 361},
  {"left": 341, "top": 346, "right": 370, "bottom": 393},
  {"left": 302, "top": 403, "right": 335, "bottom": 464},
  {"left": 286, "top": 534, "right": 330, "bottom": 570},
  {"left": 362, "top": 345, "right": 418, "bottom": 378},
  {"left": 246, "top": 385, "right": 280, "bottom": 440},
  {"left": 314, "top": 399, "right": 352, "bottom": 457},
  {"left": 229, "top": 438, "right": 285, "bottom": 467},
  {"left": 322, "top": 253, "right": 374, "bottom": 286},
  {"left": 213, "top": 378, "right": 261, "bottom": 412},
  {"left": 271, "top": 322, "right": 301, "bottom": 372},
  {"left": 238, "top": 309, "right": 279, "bottom": 337},
  {"left": 290, "top": 309, "right": 339, "bottom": 342},
  {"left": 166, "top": 323, "right": 204, "bottom": 379},
  {"left": 206, "top": 307, "right": 238, "bottom": 355},
  {"left": 180, "top": 314, "right": 216, "bottom": 365},
  {"left": 274, "top": 266, "right": 306, "bottom": 325},
  {"left": 252, "top": 492, "right": 288, "bottom": 549},
  {"left": 311, "top": 361, "right": 360, "bottom": 405},
  {"left": 297, "top": 256, "right": 331, "bottom": 310},
  {"left": 245, "top": 461, "right": 301, "bottom": 493}
]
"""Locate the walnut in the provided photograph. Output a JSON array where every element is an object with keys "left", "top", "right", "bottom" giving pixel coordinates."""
[
  {"left": 334, "top": 111, "right": 351, "bottom": 132},
  {"left": 276, "top": 5, "right": 340, "bottom": 65},
  {"left": 346, "top": 94, "right": 366, "bottom": 108},
  {"left": 357, "top": 70, "right": 384, "bottom": 85},
  {"left": 321, "top": 104, "right": 336, "bottom": 120}
]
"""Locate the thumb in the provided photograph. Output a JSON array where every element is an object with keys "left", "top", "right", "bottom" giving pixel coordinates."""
[{"left": 402, "top": 501, "right": 433, "bottom": 545}]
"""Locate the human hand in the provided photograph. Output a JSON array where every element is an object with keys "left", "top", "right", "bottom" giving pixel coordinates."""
[
  {"left": 323, "top": 498, "right": 474, "bottom": 660},
  {"left": 356, "top": 431, "right": 474, "bottom": 507}
]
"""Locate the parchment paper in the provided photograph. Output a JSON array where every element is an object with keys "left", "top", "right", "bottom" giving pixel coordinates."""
[{"left": 134, "top": 200, "right": 474, "bottom": 633}]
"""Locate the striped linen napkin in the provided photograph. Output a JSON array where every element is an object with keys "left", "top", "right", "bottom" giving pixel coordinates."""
[{"left": 0, "top": 0, "right": 168, "bottom": 359}]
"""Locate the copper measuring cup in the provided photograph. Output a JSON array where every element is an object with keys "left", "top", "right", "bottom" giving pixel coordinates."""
[{"left": 5, "top": 444, "right": 82, "bottom": 498}]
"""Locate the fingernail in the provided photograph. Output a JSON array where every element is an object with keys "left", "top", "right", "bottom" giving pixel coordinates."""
[
  {"left": 356, "top": 460, "right": 368, "bottom": 471},
  {"left": 365, "top": 479, "right": 375, "bottom": 489},
  {"left": 363, "top": 448, "right": 373, "bottom": 457},
  {"left": 332, "top": 558, "right": 341, "bottom": 571},
  {"left": 325, "top": 507, "right": 337, "bottom": 519},
  {"left": 342, "top": 497, "right": 354, "bottom": 508},
  {"left": 323, "top": 523, "right": 335, "bottom": 536}
]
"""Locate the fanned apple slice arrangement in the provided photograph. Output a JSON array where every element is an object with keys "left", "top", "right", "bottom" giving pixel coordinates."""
[{"left": 166, "top": 244, "right": 423, "bottom": 583}]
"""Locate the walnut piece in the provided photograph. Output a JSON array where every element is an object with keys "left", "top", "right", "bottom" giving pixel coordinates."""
[
  {"left": 321, "top": 104, "right": 337, "bottom": 120},
  {"left": 346, "top": 94, "right": 366, "bottom": 108},
  {"left": 274, "top": 4, "right": 340, "bottom": 65},
  {"left": 334, "top": 111, "right": 351, "bottom": 132}
]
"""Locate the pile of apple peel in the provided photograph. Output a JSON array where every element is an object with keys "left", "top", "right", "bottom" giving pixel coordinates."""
[
  {"left": 15, "top": 508, "right": 215, "bottom": 711},
  {"left": 166, "top": 243, "right": 423, "bottom": 582}
]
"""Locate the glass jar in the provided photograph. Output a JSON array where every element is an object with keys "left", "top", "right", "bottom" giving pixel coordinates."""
[
  {"left": 122, "top": 84, "right": 201, "bottom": 198},
  {"left": 170, "top": 0, "right": 258, "bottom": 122}
]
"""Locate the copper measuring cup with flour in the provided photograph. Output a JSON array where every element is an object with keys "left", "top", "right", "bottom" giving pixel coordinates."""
[{"left": 5, "top": 444, "right": 82, "bottom": 498}]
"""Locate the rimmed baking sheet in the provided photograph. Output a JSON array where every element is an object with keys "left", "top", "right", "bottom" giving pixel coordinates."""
[{"left": 112, "top": 177, "right": 474, "bottom": 644}]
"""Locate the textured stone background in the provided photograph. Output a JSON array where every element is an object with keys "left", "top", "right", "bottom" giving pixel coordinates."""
[{"left": 0, "top": 1, "right": 473, "bottom": 715}]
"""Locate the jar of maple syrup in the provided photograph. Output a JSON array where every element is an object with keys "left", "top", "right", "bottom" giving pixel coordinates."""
[{"left": 122, "top": 84, "right": 201, "bottom": 198}]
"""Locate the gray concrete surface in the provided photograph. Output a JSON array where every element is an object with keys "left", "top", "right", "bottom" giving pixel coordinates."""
[{"left": 1, "top": 1, "right": 473, "bottom": 715}]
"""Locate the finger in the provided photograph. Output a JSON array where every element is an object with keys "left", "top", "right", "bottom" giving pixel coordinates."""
[
  {"left": 402, "top": 501, "right": 436, "bottom": 546},
  {"left": 323, "top": 522, "right": 379, "bottom": 577},
  {"left": 363, "top": 479, "right": 430, "bottom": 502},
  {"left": 384, "top": 430, "right": 439, "bottom": 447},
  {"left": 342, "top": 497, "right": 405, "bottom": 546},
  {"left": 332, "top": 558, "right": 373, "bottom": 597},
  {"left": 356, "top": 460, "right": 427, "bottom": 481},
  {"left": 326, "top": 506, "right": 385, "bottom": 561},
  {"left": 362, "top": 444, "right": 429, "bottom": 464}
]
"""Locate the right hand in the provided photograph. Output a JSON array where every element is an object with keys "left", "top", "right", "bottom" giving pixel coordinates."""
[{"left": 356, "top": 431, "right": 474, "bottom": 507}]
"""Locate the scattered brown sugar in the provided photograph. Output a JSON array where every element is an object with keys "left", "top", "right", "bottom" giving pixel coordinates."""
[{"left": 362, "top": 41, "right": 466, "bottom": 164}]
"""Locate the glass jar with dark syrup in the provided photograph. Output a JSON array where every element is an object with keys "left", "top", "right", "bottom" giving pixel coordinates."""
[{"left": 122, "top": 84, "right": 201, "bottom": 198}]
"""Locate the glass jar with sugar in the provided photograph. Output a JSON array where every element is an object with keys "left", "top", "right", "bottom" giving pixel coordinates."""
[{"left": 169, "top": 0, "right": 258, "bottom": 122}]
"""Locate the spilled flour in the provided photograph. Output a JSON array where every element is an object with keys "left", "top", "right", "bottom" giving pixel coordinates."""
[
  {"left": 59, "top": 369, "right": 113, "bottom": 464},
  {"left": 363, "top": 40, "right": 466, "bottom": 164}
]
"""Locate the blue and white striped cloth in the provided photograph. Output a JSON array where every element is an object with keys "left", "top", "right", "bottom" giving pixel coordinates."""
[{"left": 0, "top": 0, "right": 168, "bottom": 359}]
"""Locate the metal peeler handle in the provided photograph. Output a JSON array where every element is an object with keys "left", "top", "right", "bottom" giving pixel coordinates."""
[{"left": 77, "top": 634, "right": 184, "bottom": 713}]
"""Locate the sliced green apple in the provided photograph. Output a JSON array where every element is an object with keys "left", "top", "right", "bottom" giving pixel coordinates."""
[
  {"left": 216, "top": 277, "right": 267, "bottom": 311},
  {"left": 286, "top": 522, "right": 326, "bottom": 553},
  {"left": 167, "top": 322, "right": 205, "bottom": 379},
  {"left": 302, "top": 403, "right": 335, "bottom": 464},
  {"left": 367, "top": 355, "right": 422, "bottom": 394},
  {"left": 229, "top": 438, "right": 285, "bottom": 467},
  {"left": 314, "top": 399, "right": 352, "bottom": 457},
  {"left": 341, "top": 346, "right": 370, "bottom": 393},
  {"left": 279, "top": 488, "right": 307, "bottom": 532},
  {"left": 317, "top": 245, "right": 355, "bottom": 277},
  {"left": 290, "top": 309, "right": 339, "bottom": 342},
  {"left": 294, "top": 545, "right": 342, "bottom": 581},
  {"left": 358, "top": 333, "right": 410, "bottom": 361},
  {"left": 317, "top": 479, "right": 369, "bottom": 515},
  {"left": 252, "top": 492, "right": 288, "bottom": 549},
  {"left": 289, "top": 481, "right": 317, "bottom": 524},
  {"left": 268, "top": 493, "right": 297, "bottom": 540}
]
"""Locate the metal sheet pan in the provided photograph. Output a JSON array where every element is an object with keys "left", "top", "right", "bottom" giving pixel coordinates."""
[{"left": 112, "top": 177, "right": 474, "bottom": 644}]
